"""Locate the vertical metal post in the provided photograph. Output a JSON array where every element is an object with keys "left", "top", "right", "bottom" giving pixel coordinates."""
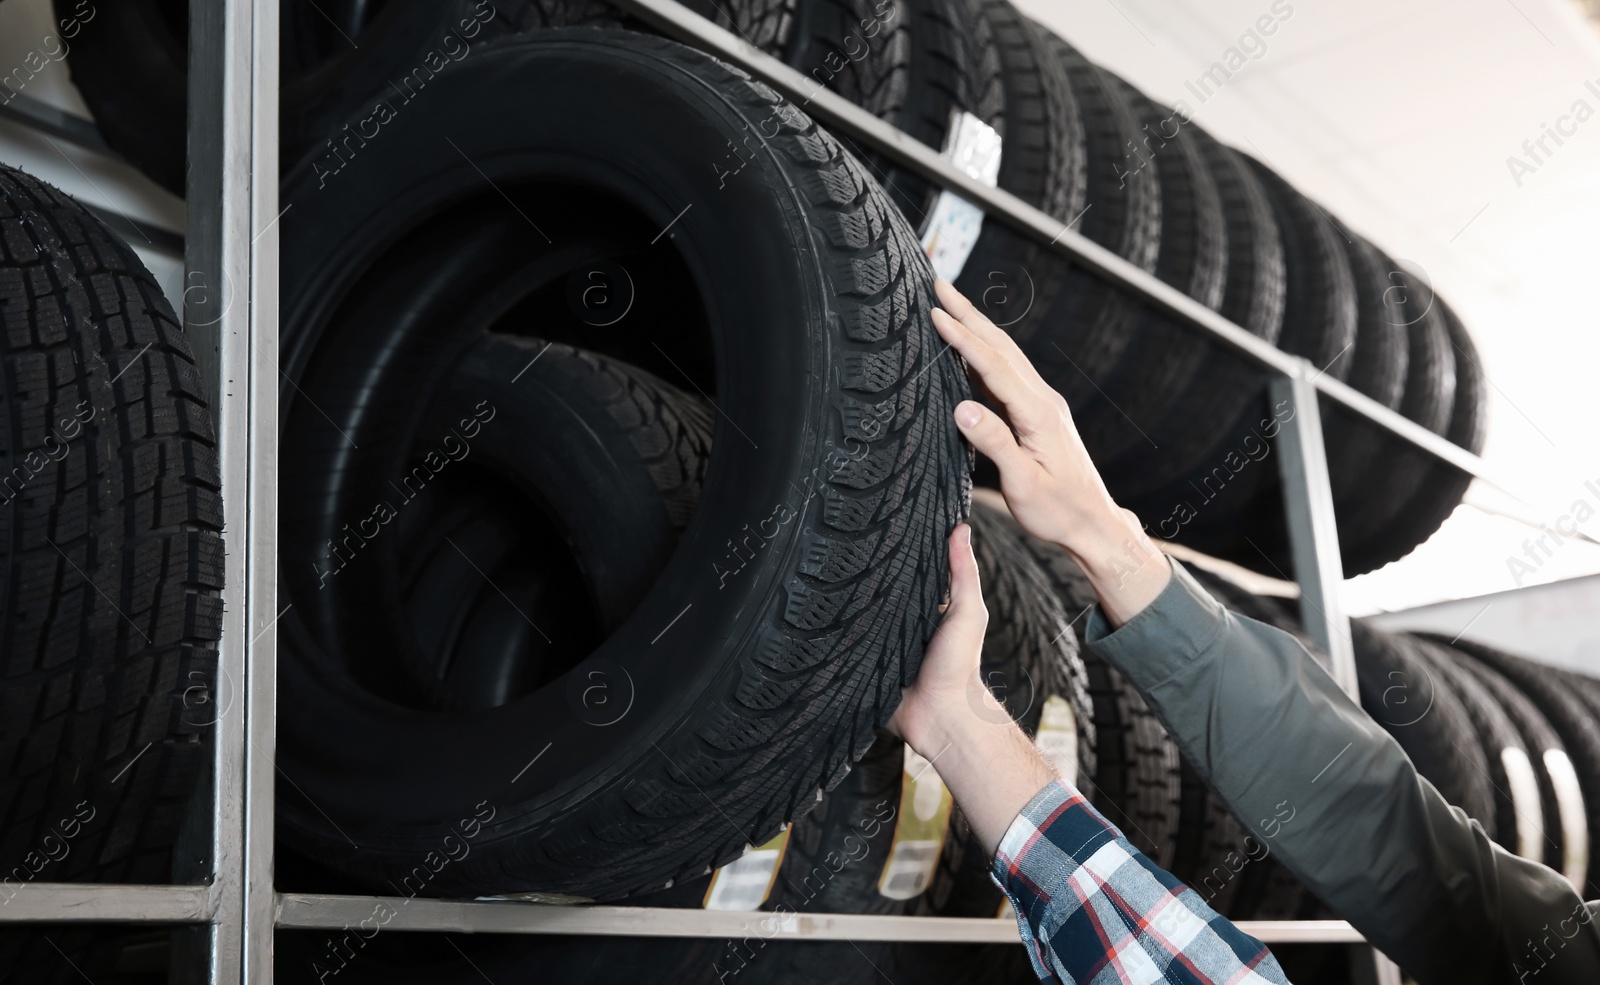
[
  {"left": 186, "top": 0, "right": 278, "bottom": 981},
  {"left": 1270, "top": 365, "right": 1357, "bottom": 696}
]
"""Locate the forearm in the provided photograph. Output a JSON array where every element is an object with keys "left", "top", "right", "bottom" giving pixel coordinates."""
[
  {"left": 1089, "top": 561, "right": 1600, "bottom": 984},
  {"left": 1047, "top": 496, "right": 1172, "bottom": 628},
  {"left": 895, "top": 674, "right": 1059, "bottom": 857}
]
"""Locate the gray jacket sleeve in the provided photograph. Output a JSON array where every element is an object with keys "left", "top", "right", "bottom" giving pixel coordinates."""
[{"left": 1083, "top": 556, "right": 1600, "bottom": 985}]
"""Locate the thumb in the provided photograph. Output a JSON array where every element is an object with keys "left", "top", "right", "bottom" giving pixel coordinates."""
[{"left": 942, "top": 523, "right": 986, "bottom": 633}]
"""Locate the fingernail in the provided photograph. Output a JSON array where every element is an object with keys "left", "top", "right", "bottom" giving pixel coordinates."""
[
  {"left": 930, "top": 306, "right": 948, "bottom": 321},
  {"left": 954, "top": 401, "right": 982, "bottom": 429},
  {"left": 962, "top": 524, "right": 972, "bottom": 547}
]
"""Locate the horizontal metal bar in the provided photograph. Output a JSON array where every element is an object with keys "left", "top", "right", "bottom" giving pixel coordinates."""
[
  {"left": 609, "top": 0, "right": 1521, "bottom": 502},
  {"left": 0, "top": 883, "right": 215, "bottom": 923},
  {"left": 276, "top": 895, "right": 1364, "bottom": 944},
  {"left": 0, "top": 93, "right": 112, "bottom": 155}
]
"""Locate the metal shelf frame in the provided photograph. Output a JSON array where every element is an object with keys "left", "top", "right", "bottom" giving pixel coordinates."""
[{"left": 5, "top": 1, "right": 1533, "bottom": 982}]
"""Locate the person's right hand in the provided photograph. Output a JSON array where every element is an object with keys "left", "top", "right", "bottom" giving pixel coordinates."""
[{"left": 931, "top": 279, "right": 1172, "bottom": 625}]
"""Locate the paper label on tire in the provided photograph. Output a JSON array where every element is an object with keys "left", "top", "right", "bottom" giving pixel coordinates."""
[
  {"left": 703, "top": 828, "right": 790, "bottom": 911},
  {"left": 877, "top": 746, "right": 954, "bottom": 900},
  {"left": 919, "top": 110, "right": 1002, "bottom": 282},
  {"left": 1034, "top": 694, "right": 1079, "bottom": 786}
]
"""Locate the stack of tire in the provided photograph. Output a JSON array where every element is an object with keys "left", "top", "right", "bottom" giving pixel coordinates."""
[
  {"left": 7, "top": 0, "right": 1504, "bottom": 980},
  {"left": 62, "top": 0, "right": 1485, "bottom": 581}
]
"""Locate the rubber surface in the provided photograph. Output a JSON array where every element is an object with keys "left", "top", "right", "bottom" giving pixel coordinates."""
[
  {"left": 1444, "top": 639, "right": 1600, "bottom": 893},
  {"left": 952, "top": 0, "right": 1084, "bottom": 338},
  {"left": 760, "top": 731, "right": 905, "bottom": 984},
  {"left": 1413, "top": 638, "right": 1534, "bottom": 858},
  {"left": 1351, "top": 622, "right": 1498, "bottom": 843},
  {"left": 1450, "top": 648, "right": 1576, "bottom": 875},
  {"left": 273, "top": 29, "right": 969, "bottom": 901},
  {"left": 0, "top": 164, "right": 224, "bottom": 981},
  {"left": 1026, "top": 34, "right": 1162, "bottom": 464}
]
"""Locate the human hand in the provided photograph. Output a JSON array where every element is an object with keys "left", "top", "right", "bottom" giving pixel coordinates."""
[
  {"left": 887, "top": 524, "right": 994, "bottom": 752},
  {"left": 888, "top": 523, "right": 1062, "bottom": 855},
  {"left": 930, "top": 279, "right": 1171, "bottom": 626}
]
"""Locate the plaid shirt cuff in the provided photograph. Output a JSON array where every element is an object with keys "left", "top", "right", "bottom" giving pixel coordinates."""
[{"left": 991, "top": 779, "right": 1292, "bottom": 985}]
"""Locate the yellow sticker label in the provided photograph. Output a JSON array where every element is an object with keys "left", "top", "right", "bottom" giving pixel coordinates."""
[
  {"left": 1034, "top": 694, "right": 1078, "bottom": 786},
  {"left": 877, "top": 745, "right": 954, "bottom": 900},
  {"left": 703, "top": 828, "right": 791, "bottom": 911}
]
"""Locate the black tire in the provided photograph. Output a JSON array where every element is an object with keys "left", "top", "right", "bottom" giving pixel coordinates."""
[
  {"left": 0, "top": 166, "right": 223, "bottom": 979},
  {"left": 56, "top": 0, "right": 534, "bottom": 195},
  {"left": 1094, "top": 89, "right": 1226, "bottom": 494},
  {"left": 754, "top": 732, "right": 906, "bottom": 985},
  {"left": 1343, "top": 297, "right": 1484, "bottom": 574},
  {"left": 1113, "top": 131, "right": 1282, "bottom": 520},
  {"left": 1351, "top": 623, "right": 1498, "bottom": 842},
  {"left": 275, "top": 929, "right": 719, "bottom": 984},
  {"left": 1163, "top": 161, "right": 1355, "bottom": 569},
  {"left": 1412, "top": 638, "right": 1538, "bottom": 859},
  {"left": 1450, "top": 649, "right": 1580, "bottom": 880},
  {"left": 1024, "top": 38, "right": 1163, "bottom": 464},
  {"left": 1443, "top": 640, "right": 1600, "bottom": 893},
  {"left": 926, "top": 499, "right": 1096, "bottom": 919},
  {"left": 952, "top": 0, "right": 1085, "bottom": 337},
  {"left": 756, "top": 0, "right": 1006, "bottom": 225},
  {"left": 1321, "top": 231, "right": 1410, "bottom": 573},
  {"left": 320, "top": 333, "right": 714, "bottom": 713},
  {"left": 273, "top": 29, "right": 969, "bottom": 901}
]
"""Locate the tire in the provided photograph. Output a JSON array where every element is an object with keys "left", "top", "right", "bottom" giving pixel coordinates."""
[
  {"left": 1113, "top": 130, "right": 1283, "bottom": 518},
  {"left": 951, "top": 0, "right": 1085, "bottom": 337},
  {"left": 1443, "top": 640, "right": 1600, "bottom": 892},
  {"left": 273, "top": 29, "right": 969, "bottom": 901},
  {"left": 0, "top": 166, "right": 223, "bottom": 980},
  {"left": 1450, "top": 649, "right": 1581, "bottom": 882},
  {"left": 754, "top": 732, "right": 906, "bottom": 985},
  {"left": 761, "top": 0, "right": 1006, "bottom": 225},
  {"left": 1351, "top": 623, "right": 1498, "bottom": 843},
  {"left": 1023, "top": 37, "right": 1163, "bottom": 464},
  {"left": 1095, "top": 90, "right": 1226, "bottom": 494},
  {"left": 319, "top": 333, "right": 714, "bottom": 713},
  {"left": 1321, "top": 231, "right": 1409, "bottom": 573},
  {"left": 56, "top": 0, "right": 534, "bottom": 195},
  {"left": 1343, "top": 298, "right": 1483, "bottom": 574},
  {"left": 1163, "top": 161, "right": 1355, "bottom": 569},
  {"left": 926, "top": 500, "right": 1096, "bottom": 919},
  {"left": 1412, "top": 638, "right": 1539, "bottom": 860}
]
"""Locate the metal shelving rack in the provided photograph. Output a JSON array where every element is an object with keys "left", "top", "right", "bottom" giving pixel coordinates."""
[{"left": 1, "top": 0, "right": 1553, "bottom": 980}]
